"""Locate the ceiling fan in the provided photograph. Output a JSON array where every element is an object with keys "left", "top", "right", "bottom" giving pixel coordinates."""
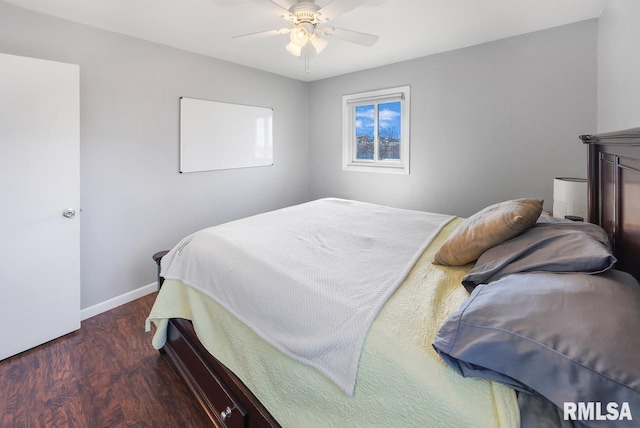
[{"left": 233, "top": 0, "right": 378, "bottom": 71}]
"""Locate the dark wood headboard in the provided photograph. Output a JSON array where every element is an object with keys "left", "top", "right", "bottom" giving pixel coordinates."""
[{"left": 580, "top": 127, "right": 640, "bottom": 282}]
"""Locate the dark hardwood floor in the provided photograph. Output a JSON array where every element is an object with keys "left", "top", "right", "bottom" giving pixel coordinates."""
[{"left": 0, "top": 293, "right": 213, "bottom": 427}]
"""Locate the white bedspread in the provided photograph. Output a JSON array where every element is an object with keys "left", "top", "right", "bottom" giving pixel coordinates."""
[{"left": 160, "top": 198, "right": 453, "bottom": 394}]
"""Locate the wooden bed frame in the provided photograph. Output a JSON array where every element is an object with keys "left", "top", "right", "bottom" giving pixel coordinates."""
[
  {"left": 580, "top": 127, "right": 640, "bottom": 282},
  {"left": 152, "top": 250, "right": 279, "bottom": 428},
  {"left": 153, "top": 127, "right": 640, "bottom": 428}
]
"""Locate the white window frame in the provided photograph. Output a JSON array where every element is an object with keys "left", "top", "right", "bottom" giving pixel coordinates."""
[{"left": 342, "top": 85, "right": 410, "bottom": 174}]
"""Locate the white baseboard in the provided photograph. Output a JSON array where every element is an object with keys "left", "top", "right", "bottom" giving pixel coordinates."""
[{"left": 81, "top": 282, "right": 157, "bottom": 321}]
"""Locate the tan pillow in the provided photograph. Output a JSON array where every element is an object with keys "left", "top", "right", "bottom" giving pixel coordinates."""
[{"left": 433, "top": 198, "right": 543, "bottom": 266}]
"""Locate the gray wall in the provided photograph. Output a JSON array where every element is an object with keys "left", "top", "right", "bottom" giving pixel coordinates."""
[
  {"left": 598, "top": 0, "right": 640, "bottom": 132},
  {"left": 0, "top": 2, "right": 309, "bottom": 309},
  {"left": 308, "top": 20, "right": 598, "bottom": 217},
  {"left": 0, "top": 1, "right": 602, "bottom": 311}
]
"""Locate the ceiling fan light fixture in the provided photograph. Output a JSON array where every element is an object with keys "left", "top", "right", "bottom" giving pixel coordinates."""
[
  {"left": 309, "top": 33, "right": 328, "bottom": 54},
  {"left": 285, "top": 42, "right": 303, "bottom": 57},
  {"left": 233, "top": 0, "right": 378, "bottom": 70},
  {"left": 289, "top": 27, "right": 309, "bottom": 47}
]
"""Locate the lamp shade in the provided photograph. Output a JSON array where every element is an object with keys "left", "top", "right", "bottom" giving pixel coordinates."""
[
  {"left": 310, "top": 34, "right": 328, "bottom": 54},
  {"left": 289, "top": 27, "right": 308, "bottom": 47},
  {"left": 285, "top": 42, "right": 302, "bottom": 57},
  {"left": 553, "top": 177, "right": 587, "bottom": 220}
]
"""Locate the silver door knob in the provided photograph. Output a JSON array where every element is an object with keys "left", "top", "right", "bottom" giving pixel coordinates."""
[{"left": 62, "top": 208, "right": 76, "bottom": 219}]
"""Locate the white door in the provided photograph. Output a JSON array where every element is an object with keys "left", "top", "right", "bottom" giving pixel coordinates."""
[{"left": 0, "top": 53, "right": 80, "bottom": 360}]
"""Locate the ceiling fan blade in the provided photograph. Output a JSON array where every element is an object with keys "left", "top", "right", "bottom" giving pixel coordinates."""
[
  {"left": 268, "top": 0, "right": 296, "bottom": 9},
  {"left": 320, "top": 26, "right": 378, "bottom": 47},
  {"left": 233, "top": 28, "right": 290, "bottom": 41},
  {"left": 248, "top": 0, "right": 295, "bottom": 16},
  {"left": 317, "top": 0, "right": 367, "bottom": 21},
  {"left": 208, "top": 0, "right": 239, "bottom": 7}
]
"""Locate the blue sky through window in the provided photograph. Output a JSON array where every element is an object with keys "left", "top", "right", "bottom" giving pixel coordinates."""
[
  {"left": 355, "top": 105, "right": 375, "bottom": 140},
  {"left": 355, "top": 105, "right": 374, "bottom": 159},
  {"left": 378, "top": 102, "right": 401, "bottom": 141}
]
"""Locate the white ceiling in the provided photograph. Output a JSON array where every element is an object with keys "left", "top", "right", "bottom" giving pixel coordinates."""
[{"left": 4, "top": 0, "right": 606, "bottom": 82}]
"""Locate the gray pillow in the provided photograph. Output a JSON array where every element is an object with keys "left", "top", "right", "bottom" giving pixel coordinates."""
[
  {"left": 433, "top": 270, "right": 640, "bottom": 426},
  {"left": 536, "top": 213, "right": 575, "bottom": 224},
  {"left": 462, "top": 222, "right": 616, "bottom": 292}
]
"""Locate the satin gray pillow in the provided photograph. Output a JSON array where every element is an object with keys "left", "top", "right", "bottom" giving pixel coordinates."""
[
  {"left": 433, "top": 270, "right": 640, "bottom": 425},
  {"left": 462, "top": 222, "right": 616, "bottom": 292}
]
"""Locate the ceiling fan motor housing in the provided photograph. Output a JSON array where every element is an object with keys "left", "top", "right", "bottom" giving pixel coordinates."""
[{"left": 289, "top": 1, "right": 321, "bottom": 25}]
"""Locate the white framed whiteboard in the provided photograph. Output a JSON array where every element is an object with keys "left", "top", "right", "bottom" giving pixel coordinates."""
[{"left": 179, "top": 97, "right": 273, "bottom": 173}]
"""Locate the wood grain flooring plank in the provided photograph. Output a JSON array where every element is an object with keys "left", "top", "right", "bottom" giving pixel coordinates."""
[
  {"left": 41, "top": 337, "right": 86, "bottom": 428},
  {"left": 0, "top": 293, "right": 213, "bottom": 428}
]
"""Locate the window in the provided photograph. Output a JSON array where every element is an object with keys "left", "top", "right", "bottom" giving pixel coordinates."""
[{"left": 342, "top": 86, "right": 410, "bottom": 174}]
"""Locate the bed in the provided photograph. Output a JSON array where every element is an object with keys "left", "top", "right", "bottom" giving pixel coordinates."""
[{"left": 148, "top": 126, "right": 640, "bottom": 428}]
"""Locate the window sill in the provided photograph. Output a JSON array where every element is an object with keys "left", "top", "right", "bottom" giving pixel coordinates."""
[{"left": 342, "top": 162, "right": 409, "bottom": 175}]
